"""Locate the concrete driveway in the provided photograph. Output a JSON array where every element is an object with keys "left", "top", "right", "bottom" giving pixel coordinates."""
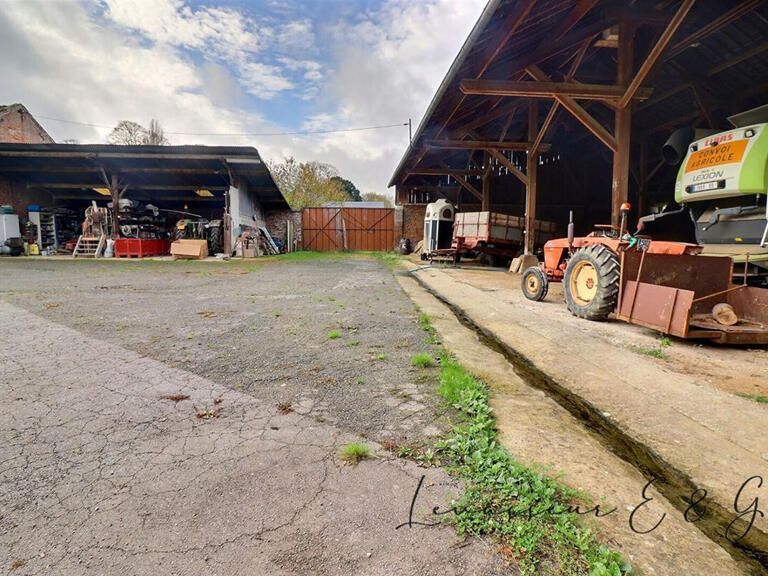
[{"left": 0, "top": 258, "right": 504, "bottom": 575}]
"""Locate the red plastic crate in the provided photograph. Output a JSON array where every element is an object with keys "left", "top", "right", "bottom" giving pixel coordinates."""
[{"left": 115, "top": 238, "right": 171, "bottom": 258}]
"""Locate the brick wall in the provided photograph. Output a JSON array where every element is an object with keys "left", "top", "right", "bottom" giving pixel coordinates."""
[
  {"left": 0, "top": 178, "right": 52, "bottom": 220},
  {"left": 400, "top": 204, "right": 426, "bottom": 247},
  {"left": 0, "top": 105, "right": 54, "bottom": 144},
  {"left": 265, "top": 209, "right": 302, "bottom": 250},
  {"left": 0, "top": 178, "right": 12, "bottom": 209}
]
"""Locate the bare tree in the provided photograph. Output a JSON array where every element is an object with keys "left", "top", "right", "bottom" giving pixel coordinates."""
[
  {"left": 144, "top": 119, "right": 169, "bottom": 145},
  {"left": 107, "top": 119, "right": 170, "bottom": 145},
  {"left": 107, "top": 121, "right": 147, "bottom": 145}
]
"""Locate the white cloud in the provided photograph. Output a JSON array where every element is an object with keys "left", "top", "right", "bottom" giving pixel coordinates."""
[
  {"left": 0, "top": 1, "right": 258, "bottom": 143},
  {"left": 102, "top": 0, "right": 267, "bottom": 58},
  {"left": 288, "top": 0, "right": 487, "bottom": 191},
  {"left": 102, "top": 0, "right": 303, "bottom": 100},
  {"left": 0, "top": 0, "right": 487, "bottom": 195},
  {"left": 239, "top": 62, "right": 294, "bottom": 98},
  {"left": 277, "top": 19, "right": 315, "bottom": 51}
]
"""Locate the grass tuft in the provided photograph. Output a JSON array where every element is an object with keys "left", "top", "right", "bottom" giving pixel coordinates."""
[
  {"left": 435, "top": 351, "right": 629, "bottom": 576},
  {"left": 339, "top": 442, "right": 372, "bottom": 464},
  {"left": 737, "top": 393, "right": 768, "bottom": 404},
  {"left": 328, "top": 330, "right": 341, "bottom": 339},
  {"left": 410, "top": 353, "right": 434, "bottom": 368},
  {"left": 638, "top": 334, "right": 672, "bottom": 359}
]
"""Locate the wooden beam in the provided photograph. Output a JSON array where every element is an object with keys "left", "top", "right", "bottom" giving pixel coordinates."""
[
  {"left": 529, "top": 37, "right": 591, "bottom": 157},
  {"left": 0, "top": 151, "right": 261, "bottom": 161},
  {"left": 638, "top": 139, "right": 648, "bottom": 217},
  {"left": 636, "top": 81, "right": 692, "bottom": 111},
  {"left": 498, "top": 109, "right": 517, "bottom": 142},
  {"left": 665, "top": 0, "right": 764, "bottom": 61},
  {"left": 398, "top": 0, "right": 536, "bottom": 170},
  {"left": 487, "top": 149, "right": 528, "bottom": 186},
  {"left": 460, "top": 79, "right": 652, "bottom": 100},
  {"left": 27, "top": 183, "right": 229, "bottom": 191},
  {"left": 481, "top": 152, "right": 491, "bottom": 211},
  {"left": 707, "top": 40, "right": 768, "bottom": 77},
  {"left": 525, "top": 100, "right": 538, "bottom": 255},
  {"left": 618, "top": 0, "right": 696, "bottom": 109},
  {"left": 451, "top": 98, "right": 524, "bottom": 137},
  {"left": 406, "top": 169, "right": 483, "bottom": 177},
  {"left": 51, "top": 193, "right": 223, "bottom": 202},
  {"left": 612, "top": 20, "right": 634, "bottom": 226},
  {"left": 452, "top": 174, "right": 483, "bottom": 201},
  {"left": 428, "top": 0, "right": 536, "bottom": 145},
  {"left": 110, "top": 172, "right": 119, "bottom": 240},
  {"left": 424, "top": 139, "right": 549, "bottom": 151},
  {"left": 526, "top": 64, "right": 616, "bottom": 152},
  {"left": 531, "top": 103, "right": 559, "bottom": 157},
  {"left": 477, "top": 0, "right": 538, "bottom": 78},
  {"left": 554, "top": 0, "right": 600, "bottom": 41},
  {"left": 691, "top": 83, "right": 714, "bottom": 128}
]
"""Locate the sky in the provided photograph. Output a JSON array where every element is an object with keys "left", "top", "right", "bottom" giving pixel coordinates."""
[{"left": 0, "top": 0, "right": 487, "bottom": 196}]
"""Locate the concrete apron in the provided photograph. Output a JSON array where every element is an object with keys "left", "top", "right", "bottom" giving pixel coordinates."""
[{"left": 395, "top": 264, "right": 764, "bottom": 575}]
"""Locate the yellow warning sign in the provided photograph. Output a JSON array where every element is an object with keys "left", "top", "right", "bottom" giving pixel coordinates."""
[{"left": 685, "top": 139, "right": 748, "bottom": 173}]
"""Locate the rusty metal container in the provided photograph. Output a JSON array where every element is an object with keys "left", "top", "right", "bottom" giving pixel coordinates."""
[{"left": 617, "top": 250, "right": 768, "bottom": 344}]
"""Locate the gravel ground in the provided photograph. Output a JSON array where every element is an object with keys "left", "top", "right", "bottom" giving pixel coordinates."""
[
  {"left": 0, "top": 254, "right": 507, "bottom": 575},
  {"left": 1, "top": 255, "right": 449, "bottom": 447}
]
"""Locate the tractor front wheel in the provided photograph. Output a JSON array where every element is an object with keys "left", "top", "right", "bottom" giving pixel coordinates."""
[
  {"left": 563, "top": 245, "right": 619, "bottom": 321},
  {"left": 521, "top": 266, "right": 549, "bottom": 301}
]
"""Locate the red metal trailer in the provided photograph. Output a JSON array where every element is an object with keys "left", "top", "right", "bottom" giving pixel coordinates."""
[{"left": 429, "top": 211, "right": 557, "bottom": 264}]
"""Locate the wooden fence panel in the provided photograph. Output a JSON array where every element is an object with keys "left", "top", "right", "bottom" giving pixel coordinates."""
[{"left": 301, "top": 207, "right": 394, "bottom": 251}]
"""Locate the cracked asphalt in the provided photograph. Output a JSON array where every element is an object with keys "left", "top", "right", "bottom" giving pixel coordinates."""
[{"left": 0, "top": 256, "right": 504, "bottom": 575}]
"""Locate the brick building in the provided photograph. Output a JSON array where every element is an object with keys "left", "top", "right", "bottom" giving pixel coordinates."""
[
  {"left": 0, "top": 104, "right": 53, "bottom": 145},
  {"left": 0, "top": 104, "right": 55, "bottom": 218}
]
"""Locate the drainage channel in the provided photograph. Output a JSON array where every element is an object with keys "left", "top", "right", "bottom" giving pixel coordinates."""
[{"left": 405, "top": 269, "right": 768, "bottom": 576}]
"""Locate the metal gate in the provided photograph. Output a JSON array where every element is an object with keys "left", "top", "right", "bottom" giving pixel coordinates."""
[{"left": 301, "top": 207, "right": 395, "bottom": 251}]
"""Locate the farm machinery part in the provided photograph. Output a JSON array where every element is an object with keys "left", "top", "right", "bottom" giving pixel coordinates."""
[
  {"left": 638, "top": 104, "right": 768, "bottom": 284},
  {"left": 521, "top": 205, "right": 768, "bottom": 344},
  {"left": 173, "top": 218, "right": 223, "bottom": 255}
]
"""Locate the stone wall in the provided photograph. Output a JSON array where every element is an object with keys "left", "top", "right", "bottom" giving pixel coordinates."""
[{"left": 266, "top": 209, "right": 302, "bottom": 250}]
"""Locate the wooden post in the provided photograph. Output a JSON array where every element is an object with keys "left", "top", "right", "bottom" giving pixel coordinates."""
[
  {"left": 110, "top": 172, "right": 119, "bottom": 239},
  {"left": 525, "top": 100, "right": 538, "bottom": 255},
  {"left": 223, "top": 185, "right": 232, "bottom": 257},
  {"left": 638, "top": 139, "right": 648, "bottom": 219},
  {"left": 612, "top": 21, "right": 634, "bottom": 227},
  {"left": 482, "top": 151, "right": 491, "bottom": 211}
]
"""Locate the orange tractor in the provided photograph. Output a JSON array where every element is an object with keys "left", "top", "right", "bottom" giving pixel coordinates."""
[{"left": 520, "top": 205, "right": 768, "bottom": 344}]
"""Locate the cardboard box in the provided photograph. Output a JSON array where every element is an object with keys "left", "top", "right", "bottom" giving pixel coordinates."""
[{"left": 171, "top": 239, "right": 209, "bottom": 260}]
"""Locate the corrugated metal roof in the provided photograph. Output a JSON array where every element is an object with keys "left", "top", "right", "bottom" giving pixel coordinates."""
[{"left": 0, "top": 143, "right": 289, "bottom": 209}]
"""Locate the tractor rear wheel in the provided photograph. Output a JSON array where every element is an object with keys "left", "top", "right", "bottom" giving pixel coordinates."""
[
  {"left": 521, "top": 266, "right": 548, "bottom": 301},
  {"left": 564, "top": 245, "right": 619, "bottom": 321}
]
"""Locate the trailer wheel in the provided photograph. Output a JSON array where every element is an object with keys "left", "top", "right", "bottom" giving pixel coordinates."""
[
  {"left": 564, "top": 245, "right": 619, "bottom": 321},
  {"left": 521, "top": 266, "right": 548, "bottom": 301}
]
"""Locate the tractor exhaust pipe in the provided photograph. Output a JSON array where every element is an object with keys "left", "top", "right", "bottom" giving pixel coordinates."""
[
  {"left": 619, "top": 203, "right": 631, "bottom": 238},
  {"left": 567, "top": 210, "right": 574, "bottom": 252}
]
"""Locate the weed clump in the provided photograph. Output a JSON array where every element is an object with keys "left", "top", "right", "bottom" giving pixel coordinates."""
[{"left": 339, "top": 442, "right": 372, "bottom": 464}]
